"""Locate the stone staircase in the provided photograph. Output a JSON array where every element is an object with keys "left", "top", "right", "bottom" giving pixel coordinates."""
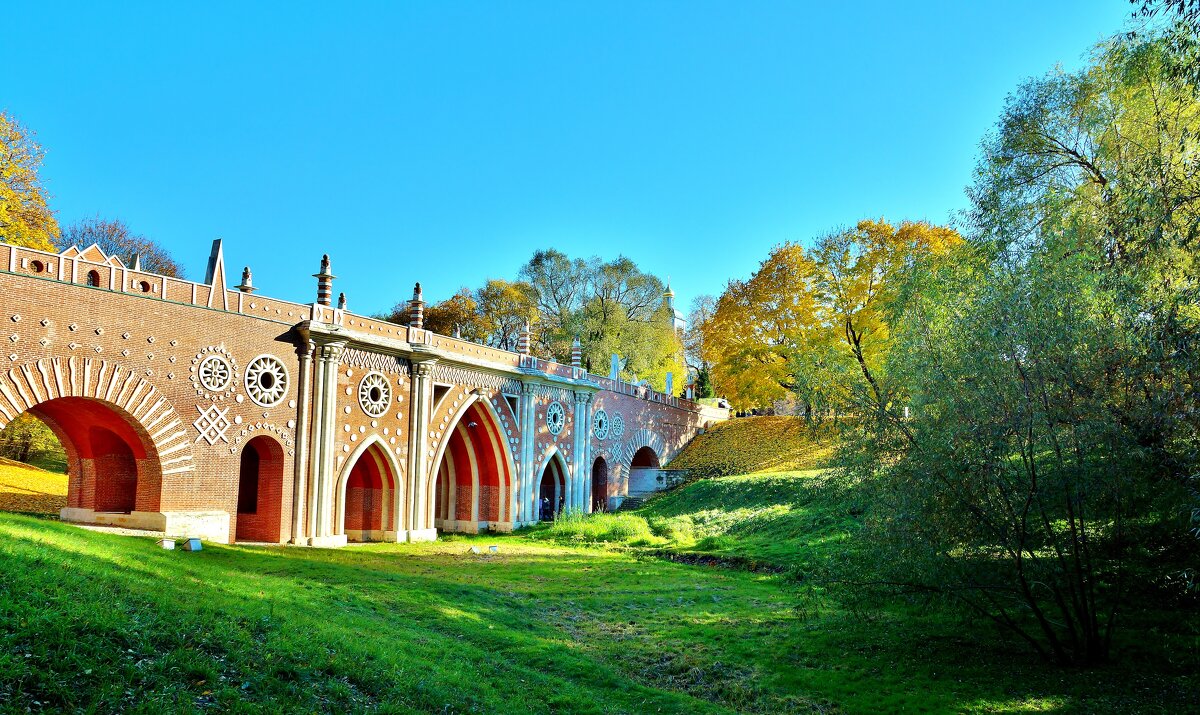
[{"left": 617, "top": 496, "right": 646, "bottom": 511}]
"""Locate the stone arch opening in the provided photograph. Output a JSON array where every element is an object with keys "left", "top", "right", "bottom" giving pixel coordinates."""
[
  {"left": 15, "top": 397, "right": 163, "bottom": 515},
  {"left": 538, "top": 453, "right": 567, "bottom": 522},
  {"left": 631, "top": 446, "right": 660, "bottom": 468},
  {"left": 628, "top": 445, "right": 662, "bottom": 497},
  {"left": 235, "top": 435, "right": 285, "bottom": 543},
  {"left": 591, "top": 456, "right": 609, "bottom": 513},
  {"left": 430, "top": 398, "right": 514, "bottom": 533},
  {"left": 86, "top": 270, "right": 101, "bottom": 287},
  {"left": 339, "top": 441, "right": 397, "bottom": 543}
]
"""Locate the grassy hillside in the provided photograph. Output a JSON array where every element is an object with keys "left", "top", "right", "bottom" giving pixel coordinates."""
[
  {"left": 638, "top": 470, "right": 856, "bottom": 573},
  {"left": 3, "top": 446, "right": 1197, "bottom": 712},
  {"left": 535, "top": 470, "right": 855, "bottom": 574},
  {"left": 0, "top": 457, "right": 66, "bottom": 514},
  {"left": 666, "top": 416, "right": 835, "bottom": 478}
]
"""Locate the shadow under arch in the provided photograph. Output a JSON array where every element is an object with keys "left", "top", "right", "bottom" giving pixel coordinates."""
[
  {"left": 428, "top": 393, "right": 516, "bottom": 533},
  {"left": 335, "top": 434, "right": 405, "bottom": 542}
]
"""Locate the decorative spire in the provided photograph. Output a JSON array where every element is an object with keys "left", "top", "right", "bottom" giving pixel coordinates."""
[
  {"left": 409, "top": 282, "right": 425, "bottom": 329},
  {"left": 453, "top": 325, "right": 462, "bottom": 339},
  {"left": 313, "top": 254, "right": 335, "bottom": 306},
  {"left": 518, "top": 320, "right": 532, "bottom": 356},
  {"left": 236, "top": 266, "right": 256, "bottom": 294},
  {"left": 570, "top": 334, "right": 582, "bottom": 368},
  {"left": 337, "top": 292, "right": 347, "bottom": 310}
]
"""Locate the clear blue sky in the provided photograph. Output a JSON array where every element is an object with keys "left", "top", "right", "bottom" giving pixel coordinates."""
[{"left": 2, "top": 1, "right": 1131, "bottom": 317}]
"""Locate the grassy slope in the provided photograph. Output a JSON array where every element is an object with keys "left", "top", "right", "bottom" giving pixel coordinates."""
[
  {"left": 0, "top": 457, "right": 66, "bottom": 514},
  {"left": 665, "top": 416, "right": 836, "bottom": 479},
  {"left": 639, "top": 470, "right": 853, "bottom": 573}
]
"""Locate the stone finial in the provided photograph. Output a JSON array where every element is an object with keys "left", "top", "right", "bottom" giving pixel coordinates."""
[
  {"left": 337, "top": 292, "right": 347, "bottom": 310},
  {"left": 518, "top": 320, "right": 532, "bottom": 356},
  {"left": 409, "top": 282, "right": 425, "bottom": 329},
  {"left": 453, "top": 325, "right": 462, "bottom": 339},
  {"left": 570, "top": 334, "right": 582, "bottom": 368},
  {"left": 236, "top": 266, "right": 256, "bottom": 294},
  {"left": 313, "top": 254, "right": 335, "bottom": 306}
]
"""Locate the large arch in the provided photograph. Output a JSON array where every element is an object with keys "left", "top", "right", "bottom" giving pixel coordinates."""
[
  {"left": 335, "top": 435, "right": 403, "bottom": 542},
  {"left": 235, "top": 435, "right": 286, "bottom": 543},
  {"left": 0, "top": 358, "right": 195, "bottom": 480},
  {"left": 428, "top": 394, "right": 515, "bottom": 533},
  {"left": 5, "top": 397, "right": 161, "bottom": 516}
]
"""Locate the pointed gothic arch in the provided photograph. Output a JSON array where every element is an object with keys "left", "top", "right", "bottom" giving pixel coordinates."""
[
  {"left": 536, "top": 448, "right": 569, "bottom": 522},
  {"left": 427, "top": 393, "right": 516, "bottom": 533},
  {"left": 335, "top": 434, "right": 404, "bottom": 542}
]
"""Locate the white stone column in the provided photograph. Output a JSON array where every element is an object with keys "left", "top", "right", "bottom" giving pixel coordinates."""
[
  {"left": 309, "top": 341, "right": 347, "bottom": 547},
  {"left": 406, "top": 359, "right": 437, "bottom": 541},
  {"left": 518, "top": 381, "right": 538, "bottom": 524},
  {"left": 290, "top": 340, "right": 314, "bottom": 543},
  {"left": 575, "top": 391, "right": 594, "bottom": 512}
]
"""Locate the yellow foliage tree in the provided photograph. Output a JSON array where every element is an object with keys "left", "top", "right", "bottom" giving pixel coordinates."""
[
  {"left": 0, "top": 112, "right": 58, "bottom": 251},
  {"left": 702, "top": 219, "right": 961, "bottom": 414}
]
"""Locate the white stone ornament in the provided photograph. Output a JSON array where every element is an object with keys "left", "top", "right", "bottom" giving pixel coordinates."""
[
  {"left": 546, "top": 401, "right": 565, "bottom": 436},
  {"left": 245, "top": 355, "right": 288, "bottom": 407},
  {"left": 610, "top": 412, "right": 625, "bottom": 439},
  {"left": 198, "top": 354, "right": 232, "bottom": 392},
  {"left": 593, "top": 409, "right": 610, "bottom": 440},
  {"left": 193, "top": 404, "right": 232, "bottom": 445},
  {"left": 358, "top": 371, "right": 392, "bottom": 417},
  {"left": 192, "top": 346, "right": 239, "bottom": 401}
]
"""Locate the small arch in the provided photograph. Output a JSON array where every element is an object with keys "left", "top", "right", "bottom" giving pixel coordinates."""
[
  {"left": 138, "top": 280, "right": 152, "bottom": 293},
  {"left": 30, "top": 260, "right": 45, "bottom": 274},
  {"left": 591, "top": 456, "right": 609, "bottom": 512},
  {"left": 235, "top": 435, "right": 285, "bottom": 542},
  {"left": 537, "top": 451, "right": 568, "bottom": 522},
  {"left": 86, "top": 270, "right": 101, "bottom": 288}
]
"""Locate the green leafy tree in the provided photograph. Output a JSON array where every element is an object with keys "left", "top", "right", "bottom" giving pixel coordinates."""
[{"left": 850, "top": 30, "right": 1200, "bottom": 666}]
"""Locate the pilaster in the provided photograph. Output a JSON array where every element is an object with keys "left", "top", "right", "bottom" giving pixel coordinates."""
[
  {"left": 518, "top": 381, "right": 538, "bottom": 524},
  {"left": 406, "top": 358, "right": 437, "bottom": 541},
  {"left": 309, "top": 339, "right": 346, "bottom": 546},
  {"left": 290, "top": 340, "right": 315, "bottom": 543},
  {"left": 573, "top": 391, "right": 593, "bottom": 512}
]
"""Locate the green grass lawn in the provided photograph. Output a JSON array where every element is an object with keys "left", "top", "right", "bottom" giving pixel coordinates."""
[{"left": 2, "top": 503, "right": 1196, "bottom": 713}]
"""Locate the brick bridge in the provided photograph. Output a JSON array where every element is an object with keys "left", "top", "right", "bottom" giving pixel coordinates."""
[{"left": 0, "top": 240, "right": 726, "bottom": 545}]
